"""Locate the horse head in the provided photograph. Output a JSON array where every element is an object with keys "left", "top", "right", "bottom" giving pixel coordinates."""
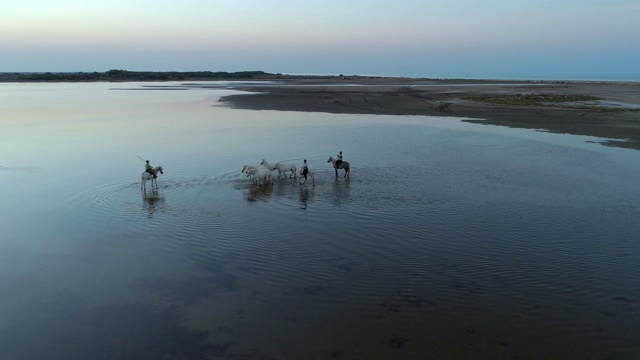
[
  {"left": 327, "top": 156, "right": 334, "bottom": 163},
  {"left": 158, "top": 166, "right": 164, "bottom": 174}
]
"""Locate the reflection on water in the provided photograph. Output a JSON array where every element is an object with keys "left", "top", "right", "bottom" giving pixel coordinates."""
[
  {"left": 298, "top": 186, "right": 313, "bottom": 210},
  {"left": 1, "top": 82, "right": 640, "bottom": 359},
  {"left": 242, "top": 182, "right": 274, "bottom": 203},
  {"left": 330, "top": 178, "right": 351, "bottom": 206},
  {"left": 142, "top": 188, "right": 165, "bottom": 218}
]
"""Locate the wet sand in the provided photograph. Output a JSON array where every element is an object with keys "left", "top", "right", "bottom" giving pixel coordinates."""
[{"left": 218, "top": 78, "right": 640, "bottom": 149}]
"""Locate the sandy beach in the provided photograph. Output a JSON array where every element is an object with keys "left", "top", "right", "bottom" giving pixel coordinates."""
[{"left": 218, "top": 78, "right": 640, "bottom": 149}]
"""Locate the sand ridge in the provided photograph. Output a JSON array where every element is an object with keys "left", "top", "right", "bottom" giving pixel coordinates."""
[{"left": 214, "top": 78, "right": 640, "bottom": 149}]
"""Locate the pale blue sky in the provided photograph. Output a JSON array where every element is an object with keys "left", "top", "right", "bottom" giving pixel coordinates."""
[{"left": 2, "top": 0, "right": 639, "bottom": 79}]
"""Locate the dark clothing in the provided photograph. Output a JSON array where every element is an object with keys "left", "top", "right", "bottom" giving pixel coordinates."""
[
  {"left": 146, "top": 167, "right": 157, "bottom": 179},
  {"left": 302, "top": 167, "right": 308, "bottom": 179},
  {"left": 336, "top": 152, "right": 343, "bottom": 167}
]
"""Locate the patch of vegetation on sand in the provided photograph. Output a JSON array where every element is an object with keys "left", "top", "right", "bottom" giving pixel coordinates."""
[
  {"left": 466, "top": 93, "right": 601, "bottom": 107},
  {"left": 467, "top": 93, "right": 640, "bottom": 112}
]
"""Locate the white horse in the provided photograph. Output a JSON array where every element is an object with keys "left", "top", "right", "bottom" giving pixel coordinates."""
[
  {"left": 328, "top": 156, "right": 350, "bottom": 178},
  {"left": 141, "top": 166, "right": 163, "bottom": 190},
  {"left": 277, "top": 162, "right": 297, "bottom": 179},
  {"left": 246, "top": 167, "right": 272, "bottom": 185},
  {"left": 261, "top": 159, "right": 297, "bottom": 179},
  {"left": 242, "top": 164, "right": 263, "bottom": 181},
  {"left": 298, "top": 168, "right": 315, "bottom": 185},
  {"left": 242, "top": 164, "right": 258, "bottom": 173},
  {"left": 260, "top": 159, "right": 281, "bottom": 178},
  {"left": 260, "top": 159, "right": 278, "bottom": 171}
]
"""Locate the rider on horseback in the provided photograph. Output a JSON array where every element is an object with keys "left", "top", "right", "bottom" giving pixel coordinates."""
[
  {"left": 302, "top": 159, "right": 309, "bottom": 179},
  {"left": 335, "top": 151, "right": 343, "bottom": 167},
  {"left": 145, "top": 160, "right": 157, "bottom": 179}
]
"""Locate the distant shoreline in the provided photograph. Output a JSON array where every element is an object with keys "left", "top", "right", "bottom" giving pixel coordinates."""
[
  {"left": 0, "top": 70, "right": 282, "bottom": 82},
  {"left": 1, "top": 70, "right": 639, "bottom": 84}
]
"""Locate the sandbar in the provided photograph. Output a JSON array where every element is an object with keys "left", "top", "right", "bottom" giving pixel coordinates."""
[{"left": 216, "top": 78, "right": 640, "bottom": 149}]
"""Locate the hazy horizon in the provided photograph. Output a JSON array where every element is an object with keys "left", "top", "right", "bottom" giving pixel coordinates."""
[{"left": 3, "top": 1, "right": 639, "bottom": 80}]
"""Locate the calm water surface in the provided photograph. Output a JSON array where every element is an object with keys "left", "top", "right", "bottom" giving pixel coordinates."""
[{"left": 1, "top": 82, "right": 639, "bottom": 359}]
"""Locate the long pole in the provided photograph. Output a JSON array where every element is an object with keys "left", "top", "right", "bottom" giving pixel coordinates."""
[{"left": 136, "top": 155, "right": 145, "bottom": 162}]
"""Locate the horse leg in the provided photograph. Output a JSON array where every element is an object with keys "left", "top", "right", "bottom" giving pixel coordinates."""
[{"left": 334, "top": 167, "right": 338, "bottom": 178}]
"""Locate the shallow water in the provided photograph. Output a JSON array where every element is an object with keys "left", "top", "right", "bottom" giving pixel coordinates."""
[{"left": 1, "top": 82, "right": 639, "bottom": 359}]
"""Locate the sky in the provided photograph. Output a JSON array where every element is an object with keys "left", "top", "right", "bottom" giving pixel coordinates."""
[{"left": 2, "top": 0, "right": 639, "bottom": 79}]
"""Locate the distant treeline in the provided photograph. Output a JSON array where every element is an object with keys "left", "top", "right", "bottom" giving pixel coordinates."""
[{"left": 0, "top": 69, "right": 282, "bottom": 82}]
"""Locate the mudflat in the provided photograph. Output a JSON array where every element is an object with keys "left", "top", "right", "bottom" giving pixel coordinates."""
[{"left": 218, "top": 78, "right": 640, "bottom": 149}]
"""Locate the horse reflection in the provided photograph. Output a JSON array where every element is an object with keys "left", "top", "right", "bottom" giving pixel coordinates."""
[
  {"left": 299, "top": 186, "right": 313, "bottom": 210},
  {"left": 142, "top": 188, "right": 165, "bottom": 218},
  {"left": 331, "top": 178, "right": 351, "bottom": 206},
  {"left": 244, "top": 182, "right": 274, "bottom": 202}
]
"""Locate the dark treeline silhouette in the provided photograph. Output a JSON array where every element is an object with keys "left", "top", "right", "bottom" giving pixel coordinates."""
[{"left": 0, "top": 69, "right": 281, "bottom": 82}]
